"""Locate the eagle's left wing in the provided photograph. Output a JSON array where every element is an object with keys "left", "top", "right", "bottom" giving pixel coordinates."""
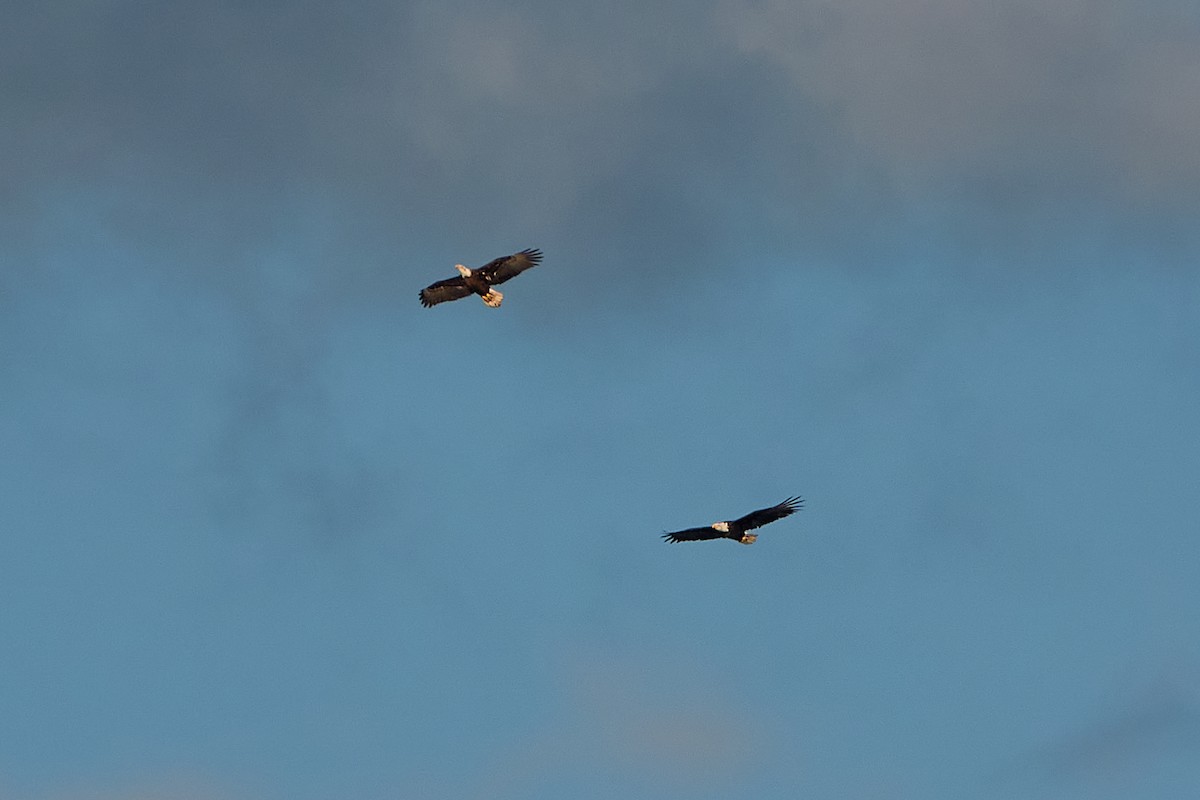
[
  {"left": 733, "top": 496, "right": 803, "bottom": 531},
  {"left": 477, "top": 248, "right": 542, "bottom": 285}
]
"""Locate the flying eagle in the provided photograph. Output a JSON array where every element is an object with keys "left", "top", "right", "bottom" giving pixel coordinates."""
[
  {"left": 419, "top": 248, "right": 542, "bottom": 308},
  {"left": 662, "top": 496, "right": 803, "bottom": 545}
]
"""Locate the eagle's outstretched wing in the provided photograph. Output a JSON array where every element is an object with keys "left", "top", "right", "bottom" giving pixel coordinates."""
[
  {"left": 733, "top": 496, "right": 803, "bottom": 531},
  {"left": 661, "top": 526, "right": 724, "bottom": 544},
  {"left": 477, "top": 249, "right": 542, "bottom": 285},
  {"left": 419, "top": 277, "right": 472, "bottom": 307}
]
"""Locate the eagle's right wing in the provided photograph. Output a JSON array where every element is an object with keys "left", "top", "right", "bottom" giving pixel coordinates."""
[
  {"left": 661, "top": 526, "right": 722, "bottom": 544},
  {"left": 419, "top": 277, "right": 472, "bottom": 307}
]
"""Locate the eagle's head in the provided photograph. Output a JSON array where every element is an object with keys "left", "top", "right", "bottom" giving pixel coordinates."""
[
  {"left": 711, "top": 521, "right": 730, "bottom": 533},
  {"left": 454, "top": 264, "right": 472, "bottom": 277}
]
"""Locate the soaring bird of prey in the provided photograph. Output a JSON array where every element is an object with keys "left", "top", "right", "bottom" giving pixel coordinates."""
[
  {"left": 419, "top": 248, "right": 542, "bottom": 308},
  {"left": 662, "top": 496, "right": 803, "bottom": 545}
]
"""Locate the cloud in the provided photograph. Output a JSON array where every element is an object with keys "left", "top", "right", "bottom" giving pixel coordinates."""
[
  {"left": 9, "top": 0, "right": 1197, "bottom": 293},
  {"left": 988, "top": 659, "right": 1200, "bottom": 795},
  {"left": 719, "top": 0, "right": 1200, "bottom": 203},
  {"left": 462, "top": 648, "right": 767, "bottom": 799},
  {"left": 1037, "top": 684, "right": 1200, "bottom": 781},
  {"left": 7, "top": 0, "right": 1197, "bottom": 545}
]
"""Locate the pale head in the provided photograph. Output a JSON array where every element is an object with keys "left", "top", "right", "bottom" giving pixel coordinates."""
[
  {"left": 454, "top": 264, "right": 472, "bottom": 277},
  {"left": 711, "top": 521, "right": 730, "bottom": 533}
]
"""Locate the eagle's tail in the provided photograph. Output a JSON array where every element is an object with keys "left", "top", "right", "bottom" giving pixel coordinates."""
[
  {"left": 738, "top": 533, "right": 758, "bottom": 545},
  {"left": 481, "top": 289, "right": 503, "bottom": 308}
]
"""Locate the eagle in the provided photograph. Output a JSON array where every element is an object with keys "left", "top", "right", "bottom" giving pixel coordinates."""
[
  {"left": 419, "top": 248, "right": 542, "bottom": 308},
  {"left": 662, "top": 496, "right": 803, "bottom": 545}
]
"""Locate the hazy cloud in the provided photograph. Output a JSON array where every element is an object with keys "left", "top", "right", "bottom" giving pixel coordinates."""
[
  {"left": 12, "top": 0, "right": 1196, "bottom": 293},
  {"left": 1036, "top": 679, "right": 1200, "bottom": 780},
  {"left": 721, "top": 0, "right": 1200, "bottom": 202},
  {"left": 464, "top": 648, "right": 766, "bottom": 799}
]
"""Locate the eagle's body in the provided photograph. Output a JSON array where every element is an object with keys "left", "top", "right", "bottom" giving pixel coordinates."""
[
  {"left": 419, "top": 248, "right": 542, "bottom": 308},
  {"left": 662, "top": 496, "right": 803, "bottom": 545}
]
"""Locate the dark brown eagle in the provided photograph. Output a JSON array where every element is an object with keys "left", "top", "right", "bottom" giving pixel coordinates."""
[
  {"left": 419, "top": 248, "right": 542, "bottom": 308},
  {"left": 662, "top": 496, "right": 803, "bottom": 545}
]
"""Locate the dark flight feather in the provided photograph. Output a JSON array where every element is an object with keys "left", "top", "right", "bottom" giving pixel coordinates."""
[
  {"left": 418, "top": 277, "right": 473, "bottom": 308},
  {"left": 733, "top": 496, "right": 804, "bottom": 531},
  {"left": 660, "top": 526, "right": 726, "bottom": 543},
  {"left": 476, "top": 248, "right": 542, "bottom": 285}
]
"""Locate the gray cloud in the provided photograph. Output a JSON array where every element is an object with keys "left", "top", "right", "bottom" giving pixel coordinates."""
[
  {"left": 7, "top": 0, "right": 1197, "bottom": 537},
  {"left": 11, "top": 0, "right": 1195, "bottom": 297},
  {"left": 721, "top": 0, "right": 1200, "bottom": 200},
  {"left": 984, "top": 660, "right": 1200, "bottom": 797}
]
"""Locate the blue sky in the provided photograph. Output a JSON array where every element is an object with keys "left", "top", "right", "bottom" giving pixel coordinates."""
[{"left": 3, "top": 2, "right": 1200, "bottom": 798}]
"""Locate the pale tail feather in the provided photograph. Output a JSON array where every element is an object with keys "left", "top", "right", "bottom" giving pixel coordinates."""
[{"left": 481, "top": 289, "right": 503, "bottom": 308}]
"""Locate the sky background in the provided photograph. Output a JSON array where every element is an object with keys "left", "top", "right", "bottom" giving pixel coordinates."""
[{"left": 3, "top": 1, "right": 1200, "bottom": 798}]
